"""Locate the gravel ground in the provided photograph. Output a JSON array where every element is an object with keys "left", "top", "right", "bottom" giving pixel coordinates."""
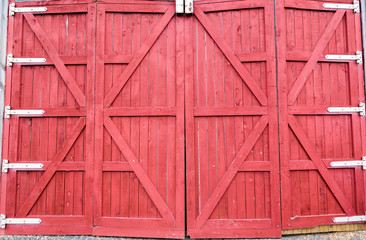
[{"left": 0, "top": 231, "right": 366, "bottom": 240}]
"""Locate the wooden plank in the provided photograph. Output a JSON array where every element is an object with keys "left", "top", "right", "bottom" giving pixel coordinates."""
[
  {"left": 103, "top": 7, "right": 175, "bottom": 107},
  {"left": 237, "top": 52, "right": 267, "bottom": 62},
  {"left": 204, "top": 219, "right": 272, "bottom": 229},
  {"left": 195, "top": 116, "right": 268, "bottom": 228},
  {"left": 287, "top": 10, "right": 345, "bottom": 105},
  {"left": 104, "top": 55, "right": 132, "bottom": 64},
  {"left": 104, "top": 107, "right": 176, "bottom": 116},
  {"left": 264, "top": 0, "right": 281, "bottom": 230},
  {"left": 185, "top": 14, "right": 196, "bottom": 229},
  {"left": 15, "top": 118, "right": 85, "bottom": 217},
  {"left": 23, "top": 13, "right": 86, "bottom": 107},
  {"left": 104, "top": 4, "right": 169, "bottom": 13},
  {"left": 85, "top": 3, "right": 96, "bottom": 225},
  {"left": 11, "top": 56, "right": 87, "bottom": 65},
  {"left": 194, "top": 6, "right": 267, "bottom": 106},
  {"left": 193, "top": 107, "right": 268, "bottom": 116},
  {"left": 94, "top": 3, "right": 105, "bottom": 223},
  {"left": 284, "top": 0, "right": 338, "bottom": 11},
  {"left": 198, "top": 0, "right": 264, "bottom": 12},
  {"left": 128, "top": 12, "right": 140, "bottom": 219},
  {"left": 286, "top": 52, "right": 360, "bottom": 63},
  {"left": 138, "top": 12, "right": 150, "bottom": 219},
  {"left": 103, "top": 116, "right": 175, "bottom": 226},
  {"left": 288, "top": 115, "right": 356, "bottom": 215}
]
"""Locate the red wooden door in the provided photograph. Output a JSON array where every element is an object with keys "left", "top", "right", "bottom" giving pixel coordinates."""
[
  {"left": 185, "top": 0, "right": 281, "bottom": 238},
  {"left": 93, "top": 1, "right": 185, "bottom": 238},
  {"left": 0, "top": 0, "right": 95, "bottom": 235},
  {"left": 276, "top": 0, "right": 366, "bottom": 230}
]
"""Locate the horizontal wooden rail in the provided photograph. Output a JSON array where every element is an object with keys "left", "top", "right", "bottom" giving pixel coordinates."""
[
  {"left": 103, "top": 161, "right": 269, "bottom": 172},
  {"left": 288, "top": 106, "right": 360, "bottom": 115},
  {"left": 13, "top": 56, "right": 87, "bottom": 65},
  {"left": 237, "top": 52, "right": 267, "bottom": 62},
  {"left": 105, "top": 55, "right": 132, "bottom": 64},
  {"left": 9, "top": 161, "right": 85, "bottom": 171},
  {"left": 104, "top": 4, "right": 170, "bottom": 13},
  {"left": 198, "top": 0, "right": 264, "bottom": 12},
  {"left": 285, "top": 0, "right": 337, "bottom": 11},
  {"left": 194, "top": 107, "right": 268, "bottom": 116},
  {"left": 7, "top": 108, "right": 86, "bottom": 117},
  {"left": 287, "top": 52, "right": 357, "bottom": 63},
  {"left": 290, "top": 159, "right": 357, "bottom": 170},
  {"left": 104, "top": 107, "right": 176, "bottom": 117}
]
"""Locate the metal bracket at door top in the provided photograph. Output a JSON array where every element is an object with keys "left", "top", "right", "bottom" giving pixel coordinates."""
[
  {"left": 323, "top": 0, "right": 360, "bottom": 13},
  {"left": 4, "top": 106, "right": 45, "bottom": 118},
  {"left": 0, "top": 214, "right": 41, "bottom": 229},
  {"left": 325, "top": 51, "right": 363, "bottom": 64},
  {"left": 327, "top": 103, "right": 365, "bottom": 116},
  {"left": 330, "top": 156, "right": 366, "bottom": 170},
  {"left": 7, "top": 54, "right": 46, "bottom": 67},
  {"left": 176, "top": 0, "right": 193, "bottom": 14},
  {"left": 333, "top": 214, "right": 366, "bottom": 223},
  {"left": 9, "top": 3, "right": 47, "bottom": 16},
  {"left": 2, "top": 160, "right": 43, "bottom": 173}
]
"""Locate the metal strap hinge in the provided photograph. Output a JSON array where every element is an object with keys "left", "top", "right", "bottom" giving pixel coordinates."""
[
  {"left": 9, "top": 3, "right": 47, "bottom": 16},
  {"left": 2, "top": 160, "right": 43, "bottom": 173},
  {"left": 333, "top": 214, "right": 366, "bottom": 223},
  {"left": 1, "top": 214, "right": 41, "bottom": 229},
  {"left": 323, "top": 0, "right": 359, "bottom": 13},
  {"left": 327, "top": 102, "right": 365, "bottom": 116},
  {"left": 4, "top": 106, "right": 45, "bottom": 118},
  {"left": 7, "top": 54, "right": 46, "bottom": 67},
  {"left": 330, "top": 156, "right": 366, "bottom": 170},
  {"left": 176, "top": 0, "right": 193, "bottom": 14},
  {"left": 325, "top": 50, "right": 363, "bottom": 64}
]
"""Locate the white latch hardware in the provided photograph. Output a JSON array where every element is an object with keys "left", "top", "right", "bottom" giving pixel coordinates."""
[
  {"left": 330, "top": 156, "right": 366, "bottom": 170},
  {"left": 325, "top": 50, "right": 363, "bottom": 64},
  {"left": 176, "top": 0, "right": 193, "bottom": 14},
  {"left": 7, "top": 54, "right": 46, "bottom": 67},
  {"left": 176, "top": 0, "right": 184, "bottom": 13},
  {"left": 185, "top": 0, "right": 193, "bottom": 14},
  {"left": 323, "top": 0, "right": 359, "bottom": 13},
  {"left": 4, "top": 106, "right": 45, "bottom": 118},
  {"left": 1, "top": 214, "right": 41, "bottom": 229},
  {"left": 2, "top": 160, "right": 43, "bottom": 173},
  {"left": 327, "top": 102, "right": 365, "bottom": 116},
  {"left": 333, "top": 214, "right": 366, "bottom": 223},
  {"left": 9, "top": 3, "right": 47, "bottom": 16}
]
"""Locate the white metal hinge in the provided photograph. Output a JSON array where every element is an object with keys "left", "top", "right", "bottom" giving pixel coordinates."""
[
  {"left": 176, "top": 0, "right": 184, "bottom": 13},
  {"left": 330, "top": 156, "right": 366, "bottom": 170},
  {"left": 7, "top": 54, "right": 46, "bottom": 67},
  {"left": 185, "top": 0, "right": 193, "bottom": 14},
  {"left": 175, "top": 0, "right": 193, "bottom": 14},
  {"left": 325, "top": 50, "right": 363, "bottom": 64},
  {"left": 327, "top": 102, "right": 365, "bottom": 116},
  {"left": 323, "top": 0, "right": 360, "bottom": 13},
  {"left": 9, "top": 3, "right": 47, "bottom": 16},
  {"left": 4, "top": 106, "right": 45, "bottom": 118},
  {"left": 333, "top": 214, "right": 366, "bottom": 223},
  {"left": 2, "top": 160, "right": 43, "bottom": 173},
  {"left": 1, "top": 214, "right": 41, "bottom": 229}
]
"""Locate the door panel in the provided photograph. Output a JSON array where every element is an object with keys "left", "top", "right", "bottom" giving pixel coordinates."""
[
  {"left": 276, "top": 0, "right": 366, "bottom": 229},
  {"left": 93, "top": 2, "right": 185, "bottom": 238},
  {"left": 185, "top": 0, "right": 281, "bottom": 238},
  {"left": 0, "top": 0, "right": 95, "bottom": 235}
]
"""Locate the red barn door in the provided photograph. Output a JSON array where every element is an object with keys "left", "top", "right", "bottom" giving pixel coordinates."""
[
  {"left": 0, "top": 0, "right": 95, "bottom": 235},
  {"left": 276, "top": 0, "right": 366, "bottom": 230},
  {"left": 185, "top": 0, "right": 281, "bottom": 238},
  {"left": 93, "top": 1, "right": 185, "bottom": 238}
]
